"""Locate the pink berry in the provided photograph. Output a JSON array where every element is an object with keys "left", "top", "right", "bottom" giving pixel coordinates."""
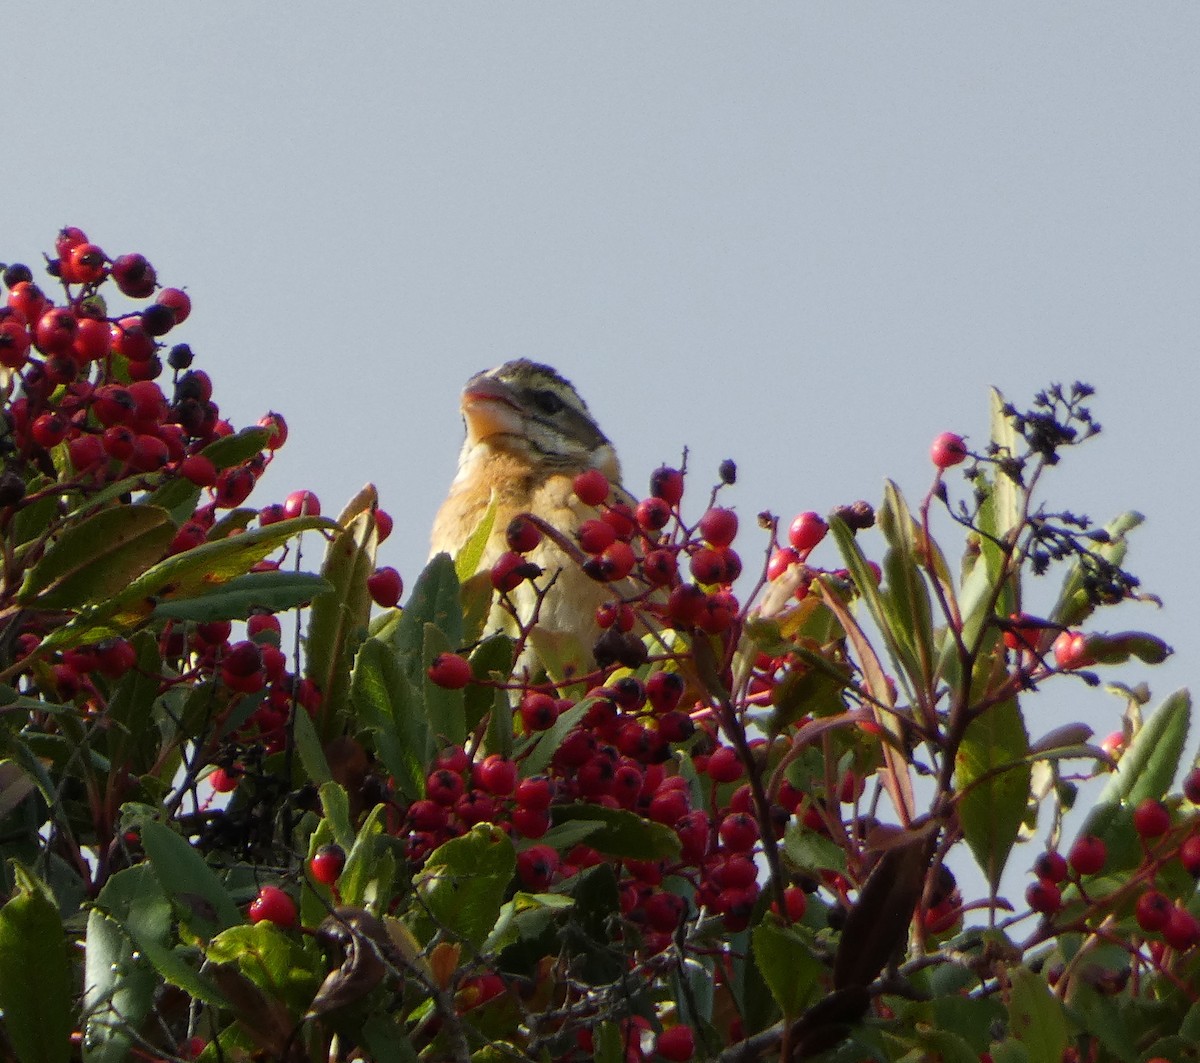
[
  {"left": 1053, "top": 630, "right": 1093, "bottom": 671},
  {"left": 930, "top": 431, "right": 968, "bottom": 469},
  {"left": 283, "top": 489, "right": 320, "bottom": 519}
]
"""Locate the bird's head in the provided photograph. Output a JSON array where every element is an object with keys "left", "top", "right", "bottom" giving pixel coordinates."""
[{"left": 457, "top": 359, "right": 620, "bottom": 479}]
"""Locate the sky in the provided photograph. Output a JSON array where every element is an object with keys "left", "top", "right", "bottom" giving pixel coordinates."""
[{"left": 6, "top": 5, "right": 1199, "bottom": 895}]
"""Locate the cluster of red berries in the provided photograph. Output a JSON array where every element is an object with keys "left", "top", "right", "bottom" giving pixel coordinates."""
[
  {"left": 1, "top": 232, "right": 409, "bottom": 751},
  {"left": 1026, "top": 769, "right": 1200, "bottom": 959}
]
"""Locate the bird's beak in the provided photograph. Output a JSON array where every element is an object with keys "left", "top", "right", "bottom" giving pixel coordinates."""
[{"left": 461, "top": 373, "right": 524, "bottom": 444}]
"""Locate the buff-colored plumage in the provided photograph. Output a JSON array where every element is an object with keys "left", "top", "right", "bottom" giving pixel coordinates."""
[{"left": 431, "top": 360, "right": 628, "bottom": 674}]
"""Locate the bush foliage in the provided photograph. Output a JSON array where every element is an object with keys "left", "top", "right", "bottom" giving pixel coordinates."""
[{"left": 0, "top": 232, "right": 1196, "bottom": 1063}]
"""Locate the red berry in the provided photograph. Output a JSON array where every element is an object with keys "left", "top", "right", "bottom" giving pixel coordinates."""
[
  {"left": 516, "top": 844, "right": 559, "bottom": 891},
  {"left": 519, "top": 692, "right": 559, "bottom": 732},
  {"left": 636, "top": 496, "right": 672, "bottom": 532},
  {"left": 428, "top": 652, "right": 472, "bottom": 689},
  {"left": 247, "top": 613, "right": 282, "bottom": 639},
  {"left": 696, "top": 590, "right": 738, "bottom": 634},
  {"left": 209, "top": 766, "right": 241, "bottom": 793},
  {"left": 666, "top": 583, "right": 706, "bottom": 628},
  {"left": 1179, "top": 834, "right": 1200, "bottom": 876},
  {"left": 787, "top": 512, "right": 828, "bottom": 553},
  {"left": 477, "top": 755, "right": 517, "bottom": 796},
  {"left": 31, "top": 412, "right": 68, "bottom": 449},
  {"left": 1135, "top": 889, "right": 1172, "bottom": 933},
  {"left": 645, "top": 670, "right": 685, "bottom": 715},
  {"left": 1003, "top": 612, "right": 1043, "bottom": 653},
  {"left": 601, "top": 502, "right": 637, "bottom": 541},
  {"left": 1053, "top": 630, "right": 1093, "bottom": 671},
  {"left": 257, "top": 411, "right": 287, "bottom": 449},
  {"left": 1183, "top": 766, "right": 1200, "bottom": 805},
  {"left": 1163, "top": 904, "right": 1200, "bottom": 951},
  {"left": 572, "top": 469, "right": 609, "bottom": 506},
  {"left": 698, "top": 506, "right": 738, "bottom": 547},
  {"left": 505, "top": 514, "right": 543, "bottom": 553},
  {"left": 130, "top": 433, "right": 170, "bottom": 472},
  {"left": 649, "top": 466, "right": 684, "bottom": 506},
  {"left": 248, "top": 885, "right": 297, "bottom": 928},
  {"left": 584, "top": 541, "right": 636, "bottom": 582},
  {"left": 490, "top": 551, "right": 534, "bottom": 592},
  {"left": 55, "top": 226, "right": 89, "bottom": 260},
  {"left": 647, "top": 787, "right": 690, "bottom": 826},
  {"left": 374, "top": 509, "right": 393, "bottom": 541},
  {"left": 111, "top": 317, "right": 157, "bottom": 362},
  {"left": 283, "top": 489, "right": 320, "bottom": 518},
  {"left": 656, "top": 1025, "right": 695, "bottom": 1061},
  {"left": 689, "top": 546, "right": 741, "bottom": 585},
  {"left": 1132, "top": 797, "right": 1171, "bottom": 840},
  {"left": 718, "top": 812, "right": 759, "bottom": 853},
  {"left": 366, "top": 566, "right": 403, "bottom": 607},
  {"left": 258, "top": 503, "right": 286, "bottom": 526},
  {"left": 0, "top": 320, "right": 31, "bottom": 369},
  {"left": 767, "top": 546, "right": 800, "bottom": 582},
  {"left": 772, "top": 884, "right": 808, "bottom": 923},
  {"left": 930, "top": 431, "right": 968, "bottom": 469},
  {"left": 577, "top": 518, "right": 616, "bottom": 554},
  {"left": 67, "top": 434, "right": 104, "bottom": 473},
  {"left": 111, "top": 253, "right": 158, "bottom": 298},
  {"left": 214, "top": 467, "right": 256, "bottom": 508},
  {"left": 179, "top": 454, "right": 218, "bottom": 487},
  {"left": 34, "top": 307, "right": 78, "bottom": 354},
  {"left": 1025, "top": 880, "right": 1062, "bottom": 916},
  {"left": 309, "top": 843, "right": 346, "bottom": 886},
  {"left": 512, "top": 807, "right": 551, "bottom": 838},
  {"left": 72, "top": 316, "right": 112, "bottom": 362},
  {"left": 156, "top": 287, "right": 191, "bottom": 325},
  {"left": 426, "top": 767, "right": 466, "bottom": 806},
  {"left": 1068, "top": 834, "right": 1107, "bottom": 876},
  {"left": 1033, "top": 850, "right": 1068, "bottom": 884},
  {"left": 515, "top": 776, "right": 554, "bottom": 811},
  {"left": 67, "top": 242, "right": 108, "bottom": 285},
  {"left": 706, "top": 745, "right": 744, "bottom": 783},
  {"left": 642, "top": 547, "right": 678, "bottom": 587}
]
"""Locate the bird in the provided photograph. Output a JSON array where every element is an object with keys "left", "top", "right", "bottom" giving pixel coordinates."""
[{"left": 430, "top": 359, "right": 629, "bottom": 676}]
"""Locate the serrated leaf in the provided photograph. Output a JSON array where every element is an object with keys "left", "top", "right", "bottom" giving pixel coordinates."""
[
  {"left": 18, "top": 505, "right": 175, "bottom": 610},
  {"left": 0, "top": 865, "right": 72, "bottom": 1063},
  {"left": 550, "top": 804, "right": 681, "bottom": 861},
  {"left": 415, "top": 824, "right": 515, "bottom": 949},
  {"left": 153, "top": 571, "right": 331, "bottom": 620},
  {"left": 751, "top": 919, "right": 822, "bottom": 1019},
  {"left": 957, "top": 695, "right": 1030, "bottom": 891},
  {"left": 305, "top": 495, "right": 378, "bottom": 740}
]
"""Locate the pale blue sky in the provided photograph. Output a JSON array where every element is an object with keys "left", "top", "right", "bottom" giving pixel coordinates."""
[{"left": 7, "top": 5, "right": 1199, "bottom": 892}]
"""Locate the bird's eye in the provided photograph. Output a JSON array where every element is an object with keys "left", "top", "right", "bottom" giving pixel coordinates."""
[{"left": 531, "top": 389, "right": 565, "bottom": 415}]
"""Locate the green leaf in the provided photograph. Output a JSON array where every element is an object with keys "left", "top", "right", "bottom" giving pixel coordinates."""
[
  {"left": 956, "top": 695, "right": 1031, "bottom": 891},
  {"left": 422, "top": 623, "right": 467, "bottom": 747},
  {"left": 1007, "top": 967, "right": 1068, "bottom": 1063},
  {"left": 153, "top": 571, "right": 331, "bottom": 620},
  {"left": 987, "top": 388, "right": 1021, "bottom": 544},
  {"left": 454, "top": 494, "right": 498, "bottom": 582},
  {"left": 339, "top": 803, "right": 394, "bottom": 910},
  {"left": 39, "top": 514, "right": 334, "bottom": 650},
  {"left": 305, "top": 492, "right": 378, "bottom": 740},
  {"left": 751, "top": 919, "right": 822, "bottom": 1019},
  {"left": 350, "top": 637, "right": 427, "bottom": 801},
  {"left": 469, "top": 634, "right": 515, "bottom": 747},
  {"left": 782, "top": 822, "right": 848, "bottom": 877},
  {"left": 551, "top": 804, "right": 682, "bottom": 862},
  {"left": 390, "top": 553, "right": 462, "bottom": 674},
  {"left": 199, "top": 426, "right": 272, "bottom": 470},
  {"left": 1081, "top": 688, "right": 1190, "bottom": 841},
  {"left": 0, "top": 864, "right": 72, "bottom": 1063},
  {"left": 415, "top": 824, "right": 515, "bottom": 949},
  {"left": 318, "top": 782, "right": 356, "bottom": 852},
  {"left": 85, "top": 865, "right": 172, "bottom": 1063},
  {"left": 17, "top": 505, "right": 175, "bottom": 610},
  {"left": 138, "top": 819, "right": 241, "bottom": 933},
  {"left": 292, "top": 701, "right": 332, "bottom": 785},
  {"left": 876, "top": 481, "right": 937, "bottom": 687},
  {"left": 206, "top": 921, "right": 323, "bottom": 1016},
  {"left": 147, "top": 477, "right": 202, "bottom": 525}
]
